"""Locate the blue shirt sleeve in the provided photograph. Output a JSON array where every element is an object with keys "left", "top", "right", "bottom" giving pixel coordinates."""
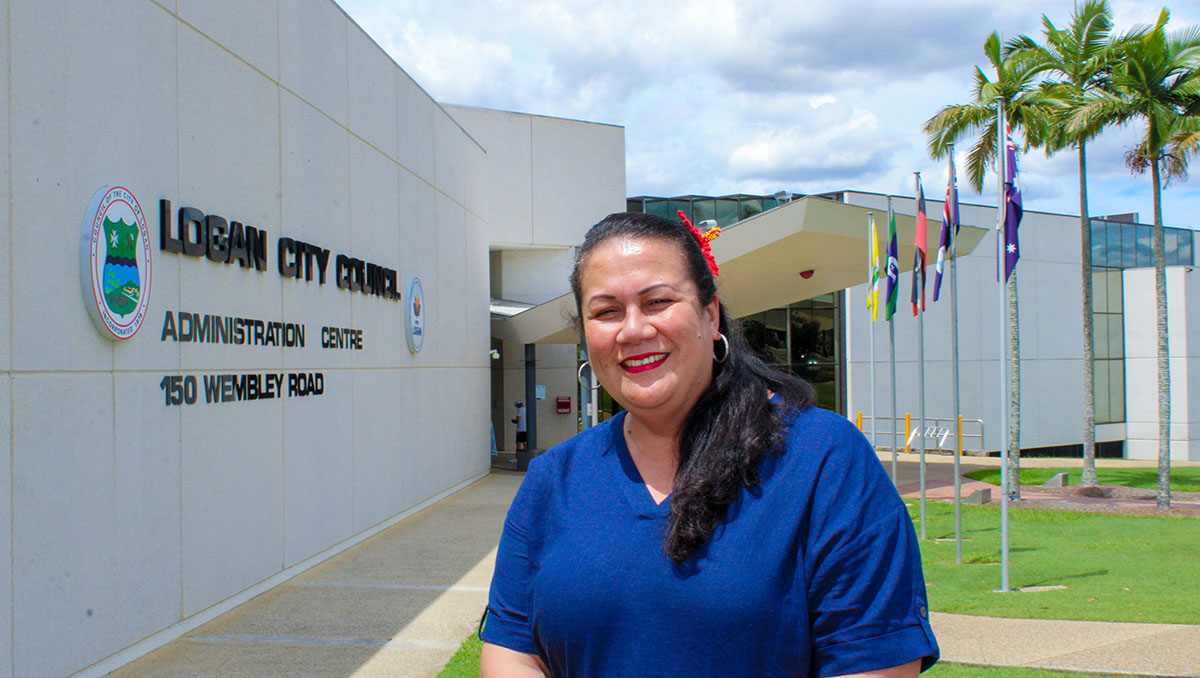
[
  {"left": 479, "top": 457, "right": 547, "bottom": 654},
  {"left": 799, "top": 416, "right": 939, "bottom": 676}
]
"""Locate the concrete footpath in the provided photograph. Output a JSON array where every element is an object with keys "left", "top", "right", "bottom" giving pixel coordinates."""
[{"left": 109, "top": 461, "right": 1200, "bottom": 677}]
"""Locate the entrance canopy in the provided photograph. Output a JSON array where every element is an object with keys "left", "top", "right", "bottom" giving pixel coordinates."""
[{"left": 493, "top": 195, "right": 990, "bottom": 345}]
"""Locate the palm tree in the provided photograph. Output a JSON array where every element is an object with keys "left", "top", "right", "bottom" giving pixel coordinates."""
[
  {"left": 1071, "top": 9, "right": 1200, "bottom": 509},
  {"left": 924, "top": 32, "right": 1058, "bottom": 499},
  {"left": 1009, "top": 0, "right": 1120, "bottom": 488}
]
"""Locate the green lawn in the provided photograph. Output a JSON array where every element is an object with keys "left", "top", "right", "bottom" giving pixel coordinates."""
[
  {"left": 914, "top": 500, "right": 1198, "bottom": 623},
  {"left": 438, "top": 632, "right": 482, "bottom": 678},
  {"left": 963, "top": 465, "right": 1200, "bottom": 492}
]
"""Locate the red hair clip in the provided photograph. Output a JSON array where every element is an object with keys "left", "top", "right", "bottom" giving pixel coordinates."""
[{"left": 678, "top": 210, "right": 721, "bottom": 277}]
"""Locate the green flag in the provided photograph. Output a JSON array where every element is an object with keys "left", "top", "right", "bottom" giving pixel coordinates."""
[{"left": 884, "top": 211, "right": 899, "bottom": 321}]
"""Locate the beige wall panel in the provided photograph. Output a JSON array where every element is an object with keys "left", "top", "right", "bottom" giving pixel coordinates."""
[
  {"left": 279, "top": 91, "right": 353, "bottom": 371},
  {"left": 10, "top": 0, "right": 177, "bottom": 371},
  {"left": 178, "top": 0, "right": 279, "bottom": 78},
  {"left": 279, "top": 0, "right": 348, "bottom": 124},
  {"left": 348, "top": 23, "right": 399, "bottom": 159},
  {"left": 348, "top": 139, "right": 403, "bottom": 369}
]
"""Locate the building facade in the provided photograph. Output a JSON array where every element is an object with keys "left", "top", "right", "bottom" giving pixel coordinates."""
[{"left": 0, "top": 1, "right": 623, "bottom": 675}]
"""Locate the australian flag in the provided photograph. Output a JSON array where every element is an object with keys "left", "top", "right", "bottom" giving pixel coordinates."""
[{"left": 1003, "top": 124, "right": 1022, "bottom": 282}]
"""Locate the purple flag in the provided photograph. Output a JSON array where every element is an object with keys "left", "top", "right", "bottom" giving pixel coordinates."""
[{"left": 1003, "top": 125, "right": 1022, "bottom": 282}]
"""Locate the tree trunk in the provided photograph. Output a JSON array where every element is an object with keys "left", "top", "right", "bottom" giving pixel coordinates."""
[
  {"left": 1079, "top": 142, "right": 1098, "bottom": 486},
  {"left": 1152, "top": 157, "right": 1171, "bottom": 510},
  {"left": 1007, "top": 270, "right": 1021, "bottom": 500}
]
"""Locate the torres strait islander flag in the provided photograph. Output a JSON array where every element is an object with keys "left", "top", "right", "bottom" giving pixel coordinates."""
[
  {"left": 933, "top": 153, "right": 960, "bottom": 301},
  {"left": 911, "top": 177, "right": 927, "bottom": 316}
]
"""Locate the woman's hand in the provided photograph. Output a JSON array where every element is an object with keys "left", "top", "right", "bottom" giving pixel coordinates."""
[
  {"left": 480, "top": 642, "right": 550, "bottom": 678},
  {"left": 834, "top": 658, "right": 922, "bottom": 678}
]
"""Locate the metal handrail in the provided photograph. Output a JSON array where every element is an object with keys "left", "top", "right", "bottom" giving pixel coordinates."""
[{"left": 855, "top": 414, "right": 985, "bottom": 456}]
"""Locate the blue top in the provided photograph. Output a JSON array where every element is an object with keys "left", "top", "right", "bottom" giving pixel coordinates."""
[{"left": 481, "top": 406, "right": 938, "bottom": 677}]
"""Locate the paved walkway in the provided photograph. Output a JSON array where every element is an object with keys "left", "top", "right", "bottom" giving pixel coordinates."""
[{"left": 109, "top": 459, "right": 1200, "bottom": 677}]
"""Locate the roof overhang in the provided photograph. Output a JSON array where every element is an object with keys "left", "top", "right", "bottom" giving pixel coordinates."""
[{"left": 495, "top": 196, "right": 989, "bottom": 344}]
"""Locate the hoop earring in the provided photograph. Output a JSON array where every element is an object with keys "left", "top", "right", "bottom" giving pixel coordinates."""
[
  {"left": 577, "top": 361, "right": 601, "bottom": 390},
  {"left": 713, "top": 333, "right": 730, "bottom": 363}
]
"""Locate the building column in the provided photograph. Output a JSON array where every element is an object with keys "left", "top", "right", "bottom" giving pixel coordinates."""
[{"left": 524, "top": 343, "right": 538, "bottom": 450}]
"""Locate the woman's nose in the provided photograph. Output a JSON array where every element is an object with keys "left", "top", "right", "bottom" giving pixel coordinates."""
[{"left": 616, "top": 308, "right": 655, "bottom": 343}]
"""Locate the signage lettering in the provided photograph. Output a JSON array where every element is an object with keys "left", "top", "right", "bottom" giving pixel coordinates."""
[
  {"left": 157, "top": 372, "right": 325, "bottom": 406},
  {"left": 159, "top": 200, "right": 267, "bottom": 271}
]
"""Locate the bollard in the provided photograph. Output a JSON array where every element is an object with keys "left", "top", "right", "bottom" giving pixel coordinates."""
[
  {"left": 958, "top": 415, "right": 964, "bottom": 456},
  {"left": 904, "top": 413, "right": 911, "bottom": 453},
  {"left": 856, "top": 412, "right": 863, "bottom": 431}
]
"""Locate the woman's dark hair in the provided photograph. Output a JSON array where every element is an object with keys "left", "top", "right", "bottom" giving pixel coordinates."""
[{"left": 569, "top": 212, "right": 815, "bottom": 562}]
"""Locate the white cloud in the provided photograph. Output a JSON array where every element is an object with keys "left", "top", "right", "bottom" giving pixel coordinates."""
[{"left": 336, "top": 0, "right": 1200, "bottom": 229}]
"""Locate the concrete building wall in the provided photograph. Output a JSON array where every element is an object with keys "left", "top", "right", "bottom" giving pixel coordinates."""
[
  {"left": 843, "top": 192, "right": 1105, "bottom": 454},
  {"left": 446, "top": 105, "right": 625, "bottom": 452},
  {"left": 445, "top": 105, "right": 626, "bottom": 248},
  {"left": 1, "top": 0, "right": 495, "bottom": 674},
  {"left": 1123, "top": 266, "right": 1200, "bottom": 461}
]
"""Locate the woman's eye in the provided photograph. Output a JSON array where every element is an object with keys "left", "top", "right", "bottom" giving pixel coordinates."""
[{"left": 648, "top": 298, "right": 671, "bottom": 308}]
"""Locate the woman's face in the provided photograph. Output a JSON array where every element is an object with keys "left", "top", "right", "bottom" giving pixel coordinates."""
[{"left": 579, "top": 236, "right": 720, "bottom": 428}]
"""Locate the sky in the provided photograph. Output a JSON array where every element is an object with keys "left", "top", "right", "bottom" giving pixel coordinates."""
[{"left": 335, "top": 0, "right": 1200, "bottom": 228}]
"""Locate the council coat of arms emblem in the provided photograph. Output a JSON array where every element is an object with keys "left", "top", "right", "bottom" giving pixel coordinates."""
[{"left": 80, "top": 186, "right": 152, "bottom": 339}]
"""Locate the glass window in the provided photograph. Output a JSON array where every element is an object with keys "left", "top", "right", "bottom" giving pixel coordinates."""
[
  {"left": 1108, "top": 271, "right": 1123, "bottom": 314},
  {"left": 1180, "top": 229, "right": 1193, "bottom": 264},
  {"left": 1165, "top": 228, "right": 1181, "bottom": 266},
  {"left": 668, "top": 200, "right": 693, "bottom": 223},
  {"left": 715, "top": 199, "right": 739, "bottom": 227},
  {"left": 1108, "top": 314, "right": 1124, "bottom": 359},
  {"left": 1094, "top": 314, "right": 1108, "bottom": 360},
  {"left": 1107, "top": 222, "right": 1123, "bottom": 267},
  {"left": 1092, "top": 270, "right": 1107, "bottom": 313},
  {"left": 644, "top": 200, "right": 672, "bottom": 219},
  {"left": 1135, "top": 224, "right": 1152, "bottom": 267},
  {"left": 1091, "top": 221, "right": 1108, "bottom": 266},
  {"left": 626, "top": 199, "right": 644, "bottom": 213},
  {"left": 692, "top": 200, "right": 716, "bottom": 226},
  {"left": 1095, "top": 360, "right": 1110, "bottom": 423},
  {"left": 1110, "top": 361, "right": 1126, "bottom": 422},
  {"left": 739, "top": 199, "right": 764, "bottom": 220},
  {"left": 763, "top": 197, "right": 780, "bottom": 211},
  {"left": 1121, "top": 223, "right": 1137, "bottom": 268}
]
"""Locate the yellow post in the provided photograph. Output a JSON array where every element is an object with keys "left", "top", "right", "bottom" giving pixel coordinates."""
[
  {"left": 958, "top": 415, "right": 964, "bottom": 456},
  {"left": 856, "top": 412, "right": 863, "bottom": 431},
  {"left": 904, "top": 413, "right": 911, "bottom": 453}
]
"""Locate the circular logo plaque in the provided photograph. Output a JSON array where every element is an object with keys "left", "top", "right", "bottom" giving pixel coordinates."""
[
  {"left": 405, "top": 276, "right": 425, "bottom": 353},
  {"left": 80, "top": 186, "right": 153, "bottom": 340}
]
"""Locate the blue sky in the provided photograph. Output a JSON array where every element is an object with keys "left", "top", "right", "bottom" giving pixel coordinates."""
[{"left": 336, "top": 0, "right": 1200, "bottom": 229}]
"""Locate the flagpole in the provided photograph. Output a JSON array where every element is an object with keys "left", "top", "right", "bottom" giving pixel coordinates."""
[
  {"left": 868, "top": 213, "right": 879, "bottom": 456},
  {"left": 915, "top": 173, "right": 927, "bottom": 541},
  {"left": 888, "top": 197, "right": 899, "bottom": 486},
  {"left": 948, "top": 143, "right": 964, "bottom": 565},
  {"left": 996, "top": 98, "right": 1011, "bottom": 593}
]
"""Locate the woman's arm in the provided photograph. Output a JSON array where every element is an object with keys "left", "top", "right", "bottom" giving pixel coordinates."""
[
  {"left": 480, "top": 642, "right": 550, "bottom": 678},
  {"left": 834, "top": 658, "right": 922, "bottom": 677}
]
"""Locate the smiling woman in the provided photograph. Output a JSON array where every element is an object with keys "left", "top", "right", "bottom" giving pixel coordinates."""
[{"left": 479, "top": 212, "right": 939, "bottom": 678}]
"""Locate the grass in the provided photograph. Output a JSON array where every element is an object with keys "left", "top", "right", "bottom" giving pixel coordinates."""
[
  {"left": 913, "top": 499, "right": 1198, "bottom": 623},
  {"left": 963, "top": 465, "right": 1200, "bottom": 492},
  {"left": 437, "top": 632, "right": 482, "bottom": 678}
]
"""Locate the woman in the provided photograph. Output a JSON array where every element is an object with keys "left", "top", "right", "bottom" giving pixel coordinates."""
[{"left": 480, "top": 212, "right": 938, "bottom": 677}]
